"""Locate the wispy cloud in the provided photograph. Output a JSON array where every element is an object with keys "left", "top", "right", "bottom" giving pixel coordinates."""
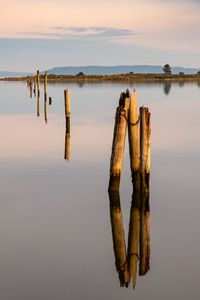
[{"left": 15, "top": 26, "right": 136, "bottom": 40}]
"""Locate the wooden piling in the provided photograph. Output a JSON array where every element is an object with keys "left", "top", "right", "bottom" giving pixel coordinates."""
[
  {"left": 109, "top": 191, "right": 129, "bottom": 287},
  {"left": 44, "top": 72, "right": 48, "bottom": 123},
  {"left": 37, "top": 70, "right": 40, "bottom": 97},
  {"left": 64, "top": 89, "right": 70, "bottom": 132},
  {"left": 44, "top": 72, "right": 47, "bottom": 94},
  {"left": 139, "top": 106, "right": 151, "bottom": 276},
  {"left": 128, "top": 89, "right": 140, "bottom": 190},
  {"left": 108, "top": 91, "right": 130, "bottom": 192}
]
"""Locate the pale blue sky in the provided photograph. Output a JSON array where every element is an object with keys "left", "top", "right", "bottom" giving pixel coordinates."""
[{"left": 1, "top": 0, "right": 200, "bottom": 71}]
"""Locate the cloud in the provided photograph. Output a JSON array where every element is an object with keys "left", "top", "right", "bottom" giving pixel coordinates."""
[{"left": 14, "top": 26, "right": 136, "bottom": 40}]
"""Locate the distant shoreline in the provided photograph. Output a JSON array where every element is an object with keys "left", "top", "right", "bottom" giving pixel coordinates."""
[{"left": 1, "top": 73, "right": 200, "bottom": 82}]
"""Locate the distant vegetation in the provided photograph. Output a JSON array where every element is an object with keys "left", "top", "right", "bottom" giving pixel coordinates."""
[{"left": 1, "top": 72, "right": 200, "bottom": 83}]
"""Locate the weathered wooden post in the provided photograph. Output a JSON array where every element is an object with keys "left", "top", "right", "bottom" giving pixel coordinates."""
[
  {"left": 109, "top": 191, "right": 129, "bottom": 287},
  {"left": 44, "top": 72, "right": 48, "bottom": 123},
  {"left": 37, "top": 70, "right": 40, "bottom": 97},
  {"left": 108, "top": 91, "right": 130, "bottom": 192},
  {"left": 139, "top": 106, "right": 151, "bottom": 276},
  {"left": 64, "top": 89, "right": 71, "bottom": 160},
  {"left": 49, "top": 97, "right": 52, "bottom": 105},
  {"left": 126, "top": 90, "right": 140, "bottom": 288},
  {"left": 64, "top": 89, "right": 70, "bottom": 133},
  {"left": 128, "top": 90, "right": 140, "bottom": 185}
]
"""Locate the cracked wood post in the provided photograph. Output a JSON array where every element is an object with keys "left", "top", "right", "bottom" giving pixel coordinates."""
[
  {"left": 127, "top": 90, "right": 140, "bottom": 288},
  {"left": 139, "top": 106, "right": 151, "bottom": 276},
  {"left": 44, "top": 72, "right": 48, "bottom": 123},
  {"left": 108, "top": 92, "right": 130, "bottom": 192},
  {"left": 64, "top": 89, "right": 70, "bottom": 160},
  {"left": 109, "top": 191, "right": 129, "bottom": 287}
]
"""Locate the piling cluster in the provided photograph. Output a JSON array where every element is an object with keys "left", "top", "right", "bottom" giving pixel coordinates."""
[
  {"left": 27, "top": 72, "right": 71, "bottom": 161},
  {"left": 108, "top": 89, "right": 151, "bottom": 289}
]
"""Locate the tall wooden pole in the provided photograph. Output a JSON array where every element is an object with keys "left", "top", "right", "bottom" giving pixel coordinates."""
[
  {"left": 109, "top": 191, "right": 129, "bottom": 287},
  {"left": 108, "top": 91, "right": 130, "bottom": 192},
  {"left": 139, "top": 106, "right": 151, "bottom": 276},
  {"left": 126, "top": 90, "right": 140, "bottom": 288}
]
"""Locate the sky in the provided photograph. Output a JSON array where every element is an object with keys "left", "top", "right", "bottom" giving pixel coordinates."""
[{"left": 1, "top": 0, "right": 200, "bottom": 71}]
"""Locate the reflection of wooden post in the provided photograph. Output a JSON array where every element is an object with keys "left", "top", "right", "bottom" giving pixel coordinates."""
[
  {"left": 29, "top": 76, "right": 33, "bottom": 98},
  {"left": 64, "top": 89, "right": 70, "bottom": 133},
  {"left": 109, "top": 191, "right": 129, "bottom": 287},
  {"left": 44, "top": 72, "right": 48, "bottom": 123},
  {"left": 37, "top": 93, "right": 40, "bottom": 117},
  {"left": 139, "top": 107, "right": 151, "bottom": 276},
  {"left": 33, "top": 76, "right": 36, "bottom": 97},
  {"left": 64, "top": 129, "right": 70, "bottom": 160},
  {"left": 108, "top": 92, "right": 130, "bottom": 192},
  {"left": 127, "top": 194, "right": 140, "bottom": 288}
]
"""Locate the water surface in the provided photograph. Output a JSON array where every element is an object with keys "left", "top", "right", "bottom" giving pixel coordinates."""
[{"left": 0, "top": 81, "right": 200, "bottom": 300}]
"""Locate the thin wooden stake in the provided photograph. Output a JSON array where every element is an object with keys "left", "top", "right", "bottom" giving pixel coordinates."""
[
  {"left": 108, "top": 92, "right": 130, "bottom": 192},
  {"left": 37, "top": 70, "right": 40, "bottom": 97},
  {"left": 139, "top": 106, "right": 151, "bottom": 276},
  {"left": 44, "top": 72, "right": 48, "bottom": 123},
  {"left": 64, "top": 89, "right": 70, "bottom": 133}
]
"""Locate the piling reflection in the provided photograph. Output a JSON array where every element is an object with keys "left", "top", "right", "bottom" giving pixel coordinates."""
[
  {"left": 163, "top": 81, "right": 172, "bottom": 95},
  {"left": 109, "top": 191, "right": 129, "bottom": 287},
  {"left": 64, "top": 126, "right": 70, "bottom": 160},
  {"left": 37, "top": 93, "right": 40, "bottom": 117},
  {"left": 44, "top": 93, "right": 48, "bottom": 123},
  {"left": 109, "top": 182, "right": 150, "bottom": 289}
]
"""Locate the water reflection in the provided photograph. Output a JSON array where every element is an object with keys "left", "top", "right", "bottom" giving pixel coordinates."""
[
  {"left": 109, "top": 182, "right": 150, "bottom": 289},
  {"left": 64, "top": 126, "right": 70, "bottom": 160},
  {"left": 163, "top": 81, "right": 172, "bottom": 95}
]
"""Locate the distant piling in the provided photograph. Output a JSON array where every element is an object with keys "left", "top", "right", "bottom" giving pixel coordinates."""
[
  {"left": 139, "top": 106, "right": 151, "bottom": 276},
  {"left": 29, "top": 76, "right": 33, "bottom": 98},
  {"left": 108, "top": 91, "right": 130, "bottom": 192},
  {"left": 37, "top": 70, "right": 40, "bottom": 97},
  {"left": 44, "top": 72, "right": 48, "bottom": 123},
  {"left": 64, "top": 89, "right": 71, "bottom": 160},
  {"left": 64, "top": 89, "right": 70, "bottom": 132}
]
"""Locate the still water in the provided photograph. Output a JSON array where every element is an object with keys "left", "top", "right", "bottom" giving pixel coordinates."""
[{"left": 0, "top": 80, "right": 200, "bottom": 300}]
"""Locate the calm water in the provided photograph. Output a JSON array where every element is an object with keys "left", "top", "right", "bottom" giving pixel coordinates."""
[{"left": 0, "top": 80, "right": 200, "bottom": 300}]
